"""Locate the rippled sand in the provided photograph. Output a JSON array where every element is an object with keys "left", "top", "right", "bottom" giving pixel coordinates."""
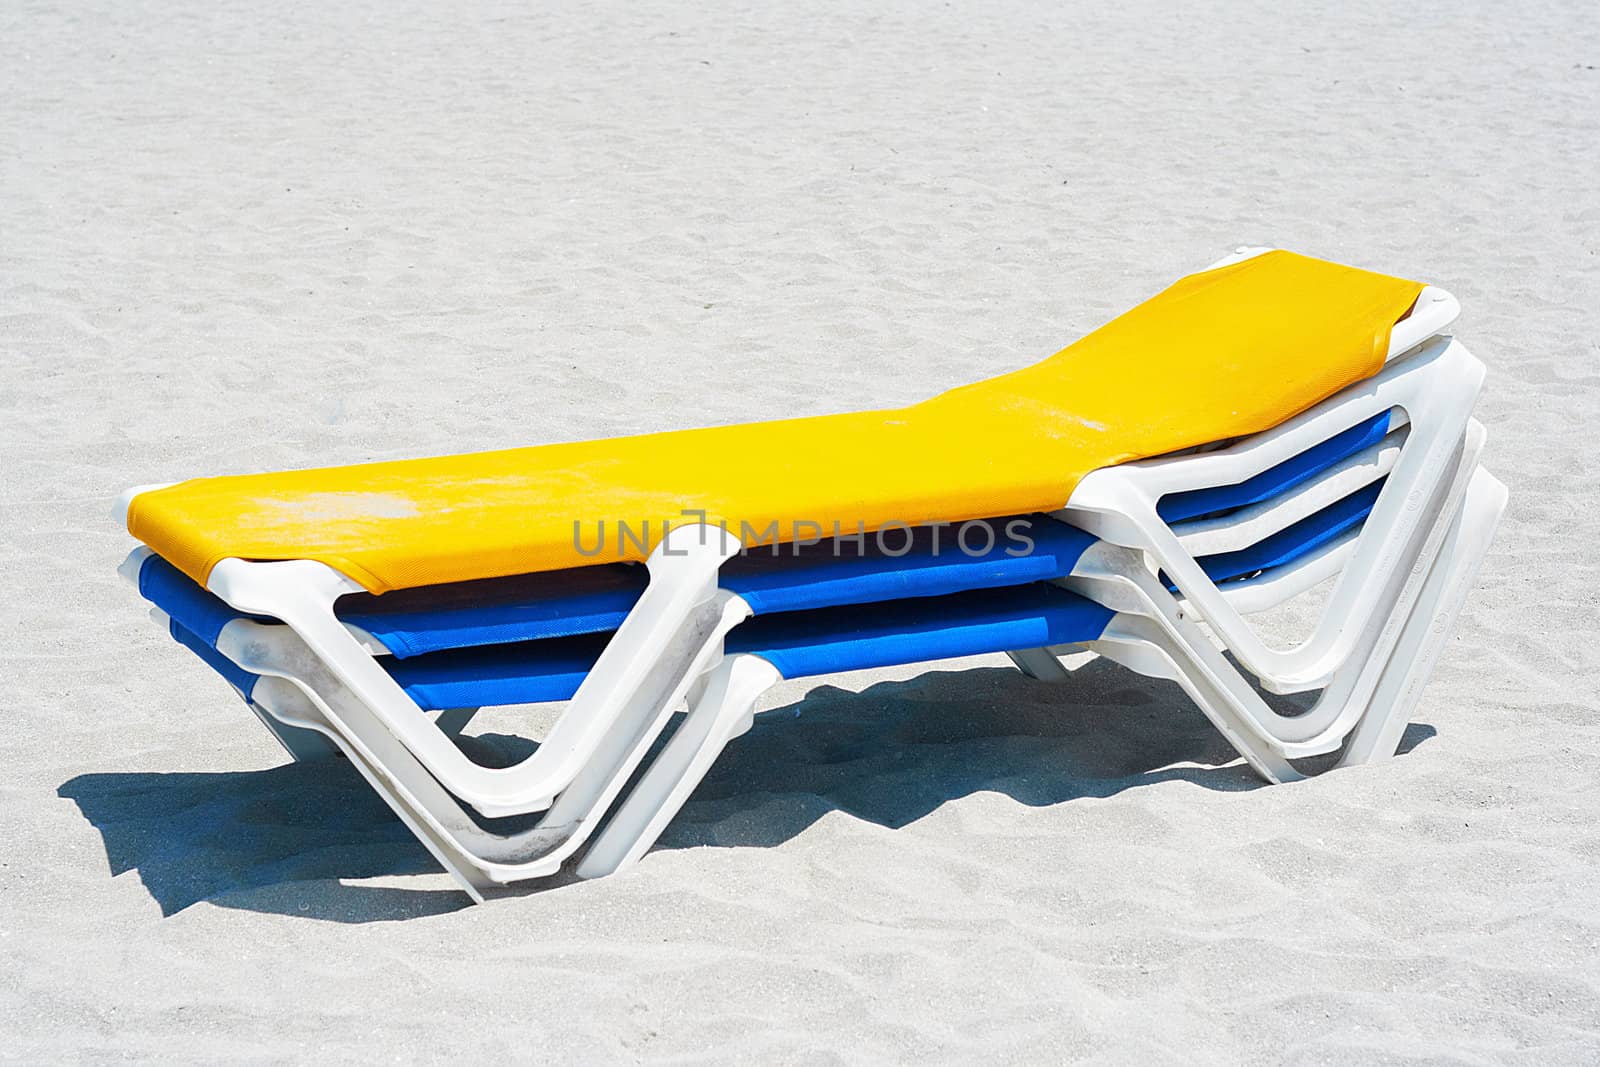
[{"left": 3, "top": 0, "right": 1598, "bottom": 1059}]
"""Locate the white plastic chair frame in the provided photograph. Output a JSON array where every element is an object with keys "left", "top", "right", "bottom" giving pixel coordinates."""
[
  {"left": 113, "top": 363, "right": 1466, "bottom": 826},
  {"left": 109, "top": 517, "right": 757, "bottom": 820},
  {"left": 141, "top": 596, "right": 752, "bottom": 901},
  {"left": 1059, "top": 334, "right": 1483, "bottom": 693},
  {"left": 112, "top": 251, "right": 1466, "bottom": 825},
  {"left": 117, "top": 401, "right": 1471, "bottom": 896},
  {"left": 573, "top": 464, "right": 1505, "bottom": 880},
  {"left": 130, "top": 418, "right": 1479, "bottom": 896},
  {"left": 143, "top": 451, "right": 1500, "bottom": 898},
  {"left": 328, "top": 412, "right": 1497, "bottom": 889},
  {"left": 1070, "top": 425, "right": 1489, "bottom": 758},
  {"left": 1003, "top": 413, "right": 1477, "bottom": 769}
]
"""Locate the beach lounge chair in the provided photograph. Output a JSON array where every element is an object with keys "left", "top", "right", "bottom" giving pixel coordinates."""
[
  {"left": 124, "top": 421, "right": 1502, "bottom": 895},
  {"left": 126, "top": 339, "right": 1500, "bottom": 887},
  {"left": 123, "top": 325, "right": 1487, "bottom": 775},
  {"left": 115, "top": 248, "right": 1501, "bottom": 898}
]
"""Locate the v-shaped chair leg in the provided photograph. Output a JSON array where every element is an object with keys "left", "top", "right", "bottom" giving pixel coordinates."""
[
  {"left": 576, "top": 654, "right": 783, "bottom": 879},
  {"left": 1337, "top": 468, "right": 1506, "bottom": 767}
]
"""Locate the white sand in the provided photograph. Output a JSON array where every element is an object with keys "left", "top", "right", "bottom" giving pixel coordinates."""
[{"left": 4, "top": 0, "right": 1599, "bottom": 1060}]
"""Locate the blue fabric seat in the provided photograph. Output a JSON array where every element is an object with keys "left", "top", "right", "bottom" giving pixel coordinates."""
[
  {"left": 138, "top": 470, "right": 1381, "bottom": 701},
  {"left": 308, "top": 513, "right": 1093, "bottom": 658},
  {"left": 1157, "top": 410, "right": 1391, "bottom": 523},
  {"left": 728, "top": 582, "right": 1112, "bottom": 681},
  {"left": 168, "top": 618, "right": 261, "bottom": 700},
  {"left": 336, "top": 583, "right": 1113, "bottom": 711},
  {"left": 1193, "top": 480, "right": 1385, "bottom": 585},
  {"left": 337, "top": 565, "right": 645, "bottom": 658},
  {"left": 158, "top": 579, "right": 1111, "bottom": 712},
  {"left": 138, "top": 554, "right": 267, "bottom": 646}
]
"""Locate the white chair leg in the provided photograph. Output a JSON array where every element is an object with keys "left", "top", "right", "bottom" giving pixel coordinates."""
[
  {"left": 1060, "top": 338, "right": 1486, "bottom": 690},
  {"left": 1088, "top": 618, "right": 1302, "bottom": 784},
  {"left": 576, "top": 654, "right": 783, "bottom": 879},
  {"left": 206, "top": 522, "right": 747, "bottom": 818},
  {"left": 251, "top": 678, "right": 495, "bottom": 903},
  {"left": 1062, "top": 422, "right": 1484, "bottom": 757},
  {"left": 1065, "top": 479, "right": 1501, "bottom": 782},
  {"left": 235, "top": 609, "right": 740, "bottom": 889},
  {"left": 1338, "top": 469, "right": 1506, "bottom": 766}
]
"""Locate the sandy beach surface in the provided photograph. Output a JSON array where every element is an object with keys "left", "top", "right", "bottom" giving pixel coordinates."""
[{"left": 4, "top": 0, "right": 1599, "bottom": 1061}]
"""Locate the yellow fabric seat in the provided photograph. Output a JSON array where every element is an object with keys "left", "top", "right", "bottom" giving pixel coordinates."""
[{"left": 127, "top": 251, "right": 1422, "bottom": 594}]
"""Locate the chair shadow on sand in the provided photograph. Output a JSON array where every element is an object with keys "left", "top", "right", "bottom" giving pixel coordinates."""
[{"left": 58, "top": 658, "right": 1435, "bottom": 924}]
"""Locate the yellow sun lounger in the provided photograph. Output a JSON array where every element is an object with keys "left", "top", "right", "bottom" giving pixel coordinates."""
[{"left": 124, "top": 249, "right": 1423, "bottom": 593}]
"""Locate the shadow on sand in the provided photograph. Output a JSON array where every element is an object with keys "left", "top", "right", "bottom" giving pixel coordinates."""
[{"left": 59, "top": 660, "right": 1435, "bottom": 923}]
